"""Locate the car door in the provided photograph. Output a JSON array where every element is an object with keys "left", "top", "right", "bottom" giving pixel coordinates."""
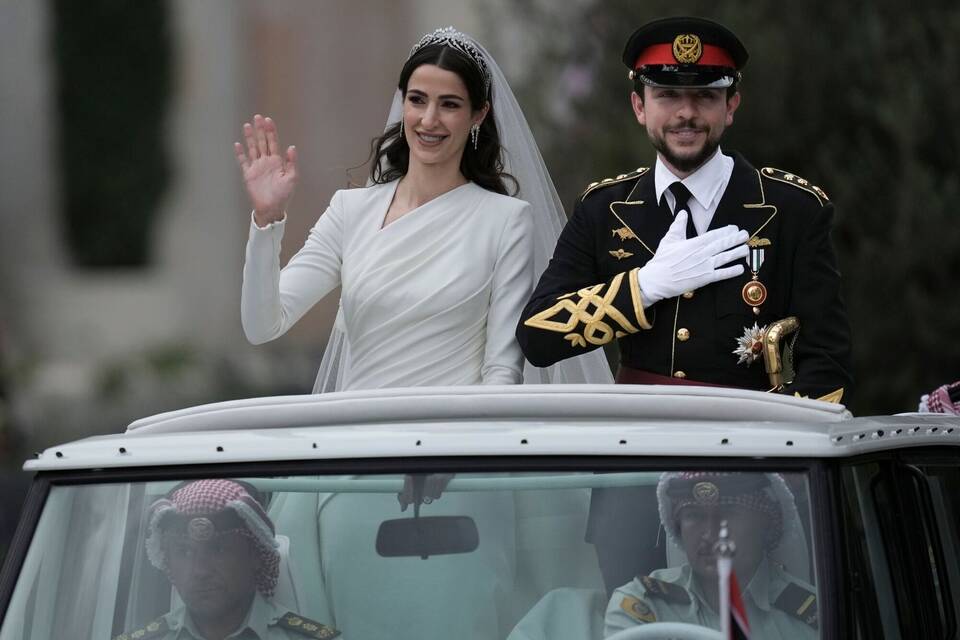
[{"left": 837, "top": 449, "right": 960, "bottom": 639}]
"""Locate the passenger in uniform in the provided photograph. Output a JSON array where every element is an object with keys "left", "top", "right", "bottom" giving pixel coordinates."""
[
  {"left": 516, "top": 16, "right": 852, "bottom": 403},
  {"left": 114, "top": 479, "right": 338, "bottom": 640},
  {"left": 604, "top": 472, "right": 818, "bottom": 639}
]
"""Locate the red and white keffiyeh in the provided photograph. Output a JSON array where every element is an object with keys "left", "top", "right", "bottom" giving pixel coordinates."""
[
  {"left": 145, "top": 479, "right": 280, "bottom": 596},
  {"left": 657, "top": 471, "right": 786, "bottom": 552},
  {"left": 919, "top": 381, "right": 960, "bottom": 415}
]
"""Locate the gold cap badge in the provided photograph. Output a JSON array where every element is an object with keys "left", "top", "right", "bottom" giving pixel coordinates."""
[
  {"left": 672, "top": 34, "right": 703, "bottom": 64},
  {"left": 187, "top": 517, "right": 215, "bottom": 542},
  {"left": 692, "top": 481, "right": 720, "bottom": 504}
]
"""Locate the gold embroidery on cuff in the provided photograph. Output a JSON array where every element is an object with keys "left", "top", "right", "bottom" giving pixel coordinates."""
[
  {"left": 816, "top": 388, "right": 844, "bottom": 404},
  {"left": 792, "top": 388, "right": 844, "bottom": 404},
  {"left": 524, "top": 272, "right": 639, "bottom": 347},
  {"left": 628, "top": 268, "right": 652, "bottom": 330}
]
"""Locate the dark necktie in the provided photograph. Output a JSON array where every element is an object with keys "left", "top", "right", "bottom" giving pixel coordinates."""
[{"left": 668, "top": 182, "right": 698, "bottom": 238}]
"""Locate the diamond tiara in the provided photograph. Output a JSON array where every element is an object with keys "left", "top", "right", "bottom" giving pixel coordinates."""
[{"left": 409, "top": 26, "right": 492, "bottom": 95}]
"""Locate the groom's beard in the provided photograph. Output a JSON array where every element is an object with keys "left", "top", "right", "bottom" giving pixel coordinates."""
[{"left": 647, "top": 119, "right": 720, "bottom": 174}]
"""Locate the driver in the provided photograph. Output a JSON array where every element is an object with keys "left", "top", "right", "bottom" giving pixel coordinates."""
[
  {"left": 604, "top": 472, "right": 817, "bottom": 638},
  {"left": 114, "top": 479, "right": 339, "bottom": 640}
]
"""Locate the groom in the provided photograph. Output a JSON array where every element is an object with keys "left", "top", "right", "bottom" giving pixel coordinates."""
[{"left": 516, "top": 16, "right": 852, "bottom": 403}]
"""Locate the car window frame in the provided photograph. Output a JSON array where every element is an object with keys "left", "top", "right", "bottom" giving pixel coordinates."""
[
  {"left": 896, "top": 452, "right": 960, "bottom": 638},
  {"left": 836, "top": 447, "right": 960, "bottom": 639},
  {"left": 834, "top": 457, "right": 898, "bottom": 638},
  {"left": 0, "top": 472, "right": 47, "bottom": 622},
  {"left": 0, "top": 455, "right": 833, "bottom": 639}
]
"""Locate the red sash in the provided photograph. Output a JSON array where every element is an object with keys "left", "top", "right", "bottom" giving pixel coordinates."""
[{"left": 615, "top": 366, "right": 725, "bottom": 387}]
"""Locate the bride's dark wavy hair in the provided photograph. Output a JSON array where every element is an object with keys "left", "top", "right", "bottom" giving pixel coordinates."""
[{"left": 368, "top": 44, "right": 517, "bottom": 196}]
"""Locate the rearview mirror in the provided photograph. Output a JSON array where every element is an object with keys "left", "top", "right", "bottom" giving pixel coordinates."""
[{"left": 376, "top": 516, "right": 479, "bottom": 559}]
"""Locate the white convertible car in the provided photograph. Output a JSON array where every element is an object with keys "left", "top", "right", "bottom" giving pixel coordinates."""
[{"left": 0, "top": 385, "right": 958, "bottom": 640}]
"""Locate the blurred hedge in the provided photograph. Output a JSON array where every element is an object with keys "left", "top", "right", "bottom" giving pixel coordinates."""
[
  {"left": 50, "top": 0, "right": 173, "bottom": 268},
  {"left": 500, "top": 0, "right": 960, "bottom": 415}
]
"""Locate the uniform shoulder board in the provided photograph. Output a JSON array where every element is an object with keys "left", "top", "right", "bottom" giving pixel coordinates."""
[
  {"left": 760, "top": 167, "right": 830, "bottom": 205},
  {"left": 638, "top": 575, "right": 690, "bottom": 605},
  {"left": 580, "top": 167, "right": 649, "bottom": 201},
  {"left": 773, "top": 582, "right": 819, "bottom": 629},
  {"left": 112, "top": 617, "right": 168, "bottom": 640},
  {"left": 276, "top": 613, "right": 341, "bottom": 639}
]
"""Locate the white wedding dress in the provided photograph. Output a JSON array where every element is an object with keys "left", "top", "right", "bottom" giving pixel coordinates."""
[{"left": 242, "top": 179, "right": 533, "bottom": 391}]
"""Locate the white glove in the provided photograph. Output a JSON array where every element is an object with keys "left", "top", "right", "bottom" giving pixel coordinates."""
[{"left": 638, "top": 211, "right": 750, "bottom": 306}]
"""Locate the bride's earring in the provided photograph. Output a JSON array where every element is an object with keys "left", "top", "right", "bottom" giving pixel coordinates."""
[
  {"left": 399, "top": 120, "right": 404, "bottom": 138},
  {"left": 470, "top": 123, "right": 480, "bottom": 150}
]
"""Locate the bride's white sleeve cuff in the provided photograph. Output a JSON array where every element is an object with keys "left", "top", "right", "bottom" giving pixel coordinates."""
[{"left": 250, "top": 211, "right": 287, "bottom": 231}]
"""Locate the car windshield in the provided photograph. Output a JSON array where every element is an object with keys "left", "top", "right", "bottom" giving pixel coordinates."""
[{"left": 0, "top": 470, "right": 819, "bottom": 640}]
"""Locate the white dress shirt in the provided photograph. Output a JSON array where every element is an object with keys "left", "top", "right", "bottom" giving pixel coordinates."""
[{"left": 654, "top": 148, "right": 734, "bottom": 236}]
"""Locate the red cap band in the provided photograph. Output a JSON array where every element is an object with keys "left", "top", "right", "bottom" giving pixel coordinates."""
[{"left": 634, "top": 43, "right": 736, "bottom": 69}]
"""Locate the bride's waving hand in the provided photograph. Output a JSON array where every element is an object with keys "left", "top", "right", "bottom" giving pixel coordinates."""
[{"left": 234, "top": 114, "right": 298, "bottom": 227}]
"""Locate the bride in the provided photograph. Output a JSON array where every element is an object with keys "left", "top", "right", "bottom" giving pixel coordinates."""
[
  {"left": 236, "top": 27, "right": 611, "bottom": 392},
  {"left": 235, "top": 27, "right": 613, "bottom": 640}
]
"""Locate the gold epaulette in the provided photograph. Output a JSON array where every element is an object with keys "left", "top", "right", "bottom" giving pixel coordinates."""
[
  {"left": 773, "top": 582, "right": 819, "bottom": 629},
  {"left": 276, "top": 613, "right": 340, "bottom": 639},
  {"left": 580, "top": 167, "right": 649, "bottom": 201},
  {"left": 760, "top": 167, "right": 830, "bottom": 205},
  {"left": 638, "top": 575, "right": 691, "bottom": 605},
  {"left": 112, "top": 617, "right": 168, "bottom": 640}
]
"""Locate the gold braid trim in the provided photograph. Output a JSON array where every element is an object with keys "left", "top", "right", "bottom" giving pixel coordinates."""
[
  {"left": 579, "top": 167, "right": 649, "bottom": 201},
  {"left": 792, "top": 388, "right": 845, "bottom": 404},
  {"left": 760, "top": 167, "right": 829, "bottom": 205},
  {"left": 523, "top": 272, "right": 647, "bottom": 348},
  {"left": 628, "top": 268, "right": 652, "bottom": 330}
]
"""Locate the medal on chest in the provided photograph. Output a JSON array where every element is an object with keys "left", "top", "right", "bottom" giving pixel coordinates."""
[{"left": 742, "top": 237, "right": 770, "bottom": 315}]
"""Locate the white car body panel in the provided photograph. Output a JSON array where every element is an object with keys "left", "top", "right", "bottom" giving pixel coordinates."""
[{"left": 23, "top": 385, "right": 960, "bottom": 471}]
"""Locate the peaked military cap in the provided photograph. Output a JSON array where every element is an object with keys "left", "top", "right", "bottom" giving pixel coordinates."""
[{"left": 622, "top": 16, "right": 748, "bottom": 88}]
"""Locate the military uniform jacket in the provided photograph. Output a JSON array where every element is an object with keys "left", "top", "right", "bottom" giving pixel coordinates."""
[
  {"left": 113, "top": 592, "right": 340, "bottom": 640},
  {"left": 516, "top": 153, "right": 853, "bottom": 401},
  {"left": 604, "top": 561, "right": 818, "bottom": 639}
]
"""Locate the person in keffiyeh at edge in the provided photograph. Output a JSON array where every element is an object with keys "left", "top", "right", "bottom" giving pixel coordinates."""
[
  {"left": 918, "top": 380, "right": 960, "bottom": 415},
  {"left": 603, "top": 472, "right": 817, "bottom": 639},
  {"left": 114, "top": 479, "right": 340, "bottom": 640}
]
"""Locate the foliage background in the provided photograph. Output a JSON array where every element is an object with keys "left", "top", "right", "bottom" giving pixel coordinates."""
[
  {"left": 495, "top": 0, "right": 960, "bottom": 416},
  {"left": 51, "top": 0, "right": 172, "bottom": 267}
]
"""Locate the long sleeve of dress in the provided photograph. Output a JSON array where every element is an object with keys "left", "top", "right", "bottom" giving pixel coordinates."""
[
  {"left": 482, "top": 203, "right": 534, "bottom": 384},
  {"left": 241, "top": 190, "right": 345, "bottom": 345}
]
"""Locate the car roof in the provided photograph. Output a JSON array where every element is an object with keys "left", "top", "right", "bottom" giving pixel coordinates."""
[{"left": 25, "top": 385, "right": 960, "bottom": 471}]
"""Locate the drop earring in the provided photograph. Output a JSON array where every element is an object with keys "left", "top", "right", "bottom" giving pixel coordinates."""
[
  {"left": 470, "top": 123, "right": 480, "bottom": 150},
  {"left": 399, "top": 120, "right": 404, "bottom": 137}
]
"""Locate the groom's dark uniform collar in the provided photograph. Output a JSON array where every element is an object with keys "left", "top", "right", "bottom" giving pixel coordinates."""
[{"left": 609, "top": 152, "right": 778, "bottom": 261}]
